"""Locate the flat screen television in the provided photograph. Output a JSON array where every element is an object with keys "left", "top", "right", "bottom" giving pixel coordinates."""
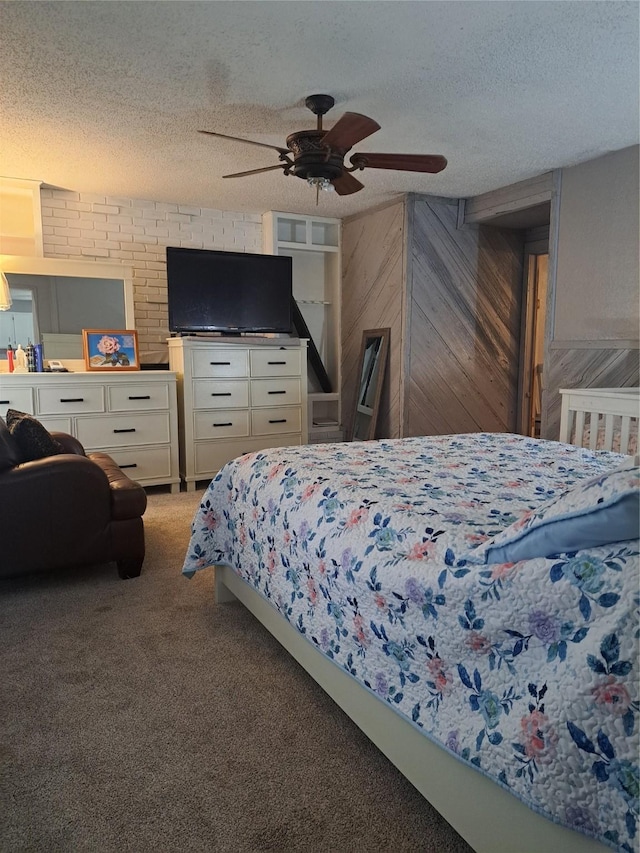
[{"left": 166, "top": 246, "right": 293, "bottom": 335}]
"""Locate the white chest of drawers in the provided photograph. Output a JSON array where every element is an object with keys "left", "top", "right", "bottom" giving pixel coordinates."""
[
  {"left": 0, "top": 371, "right": 180, "bottom": 492},
  {"left": 168, "top": 337, "right": 308, "bottom": 490}
]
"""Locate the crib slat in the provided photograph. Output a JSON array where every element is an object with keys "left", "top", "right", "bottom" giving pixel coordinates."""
[
  {"left": 603, "top": 414, "right": 614, "bottom": 452},
  {"left": 589, "top": 413, "right": 599, "bottom": 450},
  {"left": 575, "top": 411, "right": 586, "bottom": 448},
  {"left": 620, "top": 417, "right": 631, "bottom": 455},
  {"left": 559, "top": 397, "right": 571, "bottom": 444}
]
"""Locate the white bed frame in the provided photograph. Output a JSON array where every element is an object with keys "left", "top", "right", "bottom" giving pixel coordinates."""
[
  {"left": 215, "top": 567, "right": 610, "bottom": 853},
  {"left": 214, "top": 389, "right": 640, "bottom": 853},
  {"left": 559, "top": 387, "right": 639, "bottom": 454}
]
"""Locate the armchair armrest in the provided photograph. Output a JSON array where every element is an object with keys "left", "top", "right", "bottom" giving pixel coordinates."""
[
  {"left": 0, "top": 453, "right": 111, "bottom": 512},
  {"left": 87, "top": 452, "right": 147, "bottom": 519},
  {"left": 50, "top": 432, "right": 86, "bottom": 456}
]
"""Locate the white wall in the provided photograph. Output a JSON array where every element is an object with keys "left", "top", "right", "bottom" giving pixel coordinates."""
[
  {"left": 553, "top": 145, "right": 639, "bottom": 342},
  {"left": 40, "top": 189, "right": 262, "bottom": 362},
  {"left": 542, "top": 145, "right": 639, "bottom": 439}
]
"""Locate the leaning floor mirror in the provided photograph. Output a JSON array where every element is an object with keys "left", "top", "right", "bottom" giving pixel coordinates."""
[{"left": 350, "top": 328, "right": 390, "bottom": 441}]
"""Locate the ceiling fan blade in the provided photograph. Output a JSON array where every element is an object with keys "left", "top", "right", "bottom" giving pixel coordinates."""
[
  {"left": 350, "top": 153, "right": 447, "bottom": 173},
  {"left": 331, "top": 171, "right": 365, "bottom": 196},
  {"left": 198, "top": 129, "right": 290, "bottom": 155},
  {"left": 322, "top": 113, "right": 381, "bottom": 150},
  {"left": 223, "top": 164, "right": 287, "bottom": 179}
]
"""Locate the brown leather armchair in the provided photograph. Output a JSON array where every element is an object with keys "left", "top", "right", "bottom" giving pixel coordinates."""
[{"left": 0, "top": 418, "right": 147, "bottom": 580}]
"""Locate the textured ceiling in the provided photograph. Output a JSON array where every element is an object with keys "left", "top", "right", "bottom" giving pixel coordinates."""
[{"left": 1, "top": 1, "right": 638, "bottom": 219}]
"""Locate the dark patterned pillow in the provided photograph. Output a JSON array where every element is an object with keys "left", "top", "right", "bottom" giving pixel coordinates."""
[{"left": 5, "top": 408, "right": 64, "bottom": 462}]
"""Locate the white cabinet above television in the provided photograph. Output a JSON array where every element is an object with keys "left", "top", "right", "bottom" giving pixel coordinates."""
[{"left": 262, "top": 211, "right": 342, "bottom": 442}]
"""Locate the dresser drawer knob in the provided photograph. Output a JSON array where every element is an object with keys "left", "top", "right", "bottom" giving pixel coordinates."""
[
  {"left": 60, "top": 397, "right": 84, "bottom": 403},
  {"left": 269, "top": 418, "right": 287, "bottom": 424},
  {"left": 213, "top": 422, "right": 233, "bottom": 427},
  {"left": 211, "top": 392, "right": 232, "bottom": 397},
  {"left": 0, "top": 400, "right": 10, "bottom": 404},
  {"left": 268, "top": 360, "right": 286, "bottom": 365},
  {"left": 268, "top": 390, "right": 286, "bottom": 395},
  {"left": 113, "top": 427, "right": 136, "bottom": 433},
  {"left": 210, "top": 361, "right": 231, "bottom": 366},
  {"left": 128, "top": 395, "right": 151, "bottom": 400},
  {"left": 119, "top": 463, "right": 138, "bottom": 469}
]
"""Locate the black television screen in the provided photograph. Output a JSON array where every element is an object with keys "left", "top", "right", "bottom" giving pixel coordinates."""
[{"left": 166, "top": 247, "right": 292, "bottom": 335}]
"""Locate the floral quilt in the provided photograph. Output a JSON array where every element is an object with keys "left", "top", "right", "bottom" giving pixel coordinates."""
[{"left": 183, "top": 433, "right": 640, "bottom": 852}]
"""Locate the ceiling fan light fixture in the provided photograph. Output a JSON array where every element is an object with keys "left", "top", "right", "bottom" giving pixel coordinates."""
[{"left": 307, "top": 176, "right": 335, "bottom": 193}]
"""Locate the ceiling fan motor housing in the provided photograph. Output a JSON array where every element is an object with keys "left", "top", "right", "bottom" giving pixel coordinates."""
[{"left": 286, "top": 130, "right": 345, "bottom": 181}]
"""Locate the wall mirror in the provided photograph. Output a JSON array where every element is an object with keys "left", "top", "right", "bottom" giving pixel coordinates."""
[
  {"left": 350, "top": 328, "right": 390, "bottom": 441},
  {"left": 0, "top": 255, "right": 134, "bottom": 361}
]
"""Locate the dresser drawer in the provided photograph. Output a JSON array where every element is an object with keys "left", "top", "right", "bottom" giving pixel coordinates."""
[
  {"left": 193, "top": 409, "right": 249, "bottom": 440},
  {"left": 37, "top": 384, "right": 105, "bottom": 415},
  {"left": 191, "top": 348, "right": 248, "bottom": 378},
  {"left": 194, "top": 440, "right": 250, "bottom": 477},
  {"left": 108, "top": 382, "right": 170, "bottom": 412},
  {"left": 0, "top": 386, "right": 33, "bottom": 417},
  {"left": 107, "top": 446, "right": 174, "bottom": 482},
  {"left": 250, "top": 349, "right": 301, "bottom": 377},
  {"left": 251, "top": 406, "right": 302, "bottom": 436},
  {"left": 193, "top": 379, "right": 249, "bottom": 410},
  {"left": 193, "top": 434, "right": 303, "bottom": 477},
  {"left": 251, "top": 378, "right": 301, "bottom": 407},
  {"left": 76, "top": 412, "right": 171, "bottom": 449},
  {"left": 38, "top": 416, "right": 73, "bottom": 434}
]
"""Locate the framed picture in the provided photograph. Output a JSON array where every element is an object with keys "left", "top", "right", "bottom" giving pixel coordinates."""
[{"left": 82, "top": 329, "right": 140, "bottom": 371}]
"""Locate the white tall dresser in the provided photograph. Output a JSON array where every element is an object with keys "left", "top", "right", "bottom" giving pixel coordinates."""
[{"left": 168, "top": 336, "right": 308, "bottom": 490}]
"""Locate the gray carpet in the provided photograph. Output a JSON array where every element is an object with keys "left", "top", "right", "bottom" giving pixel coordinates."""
[{"left": 0, "top": 487, "right": 473, "bottom": 853}]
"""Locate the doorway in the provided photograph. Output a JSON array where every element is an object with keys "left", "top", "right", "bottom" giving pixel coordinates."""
[{"left": 518, "top": 240, "right": 549, "bottom": 437}]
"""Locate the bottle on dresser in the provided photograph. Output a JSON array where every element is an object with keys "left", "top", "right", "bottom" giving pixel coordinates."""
[
  {"left": 25, "top": 341, "right": 35, "bottom": 372},
  {"left": 13, "top": 344, "right": 28, "bottom": 373}
]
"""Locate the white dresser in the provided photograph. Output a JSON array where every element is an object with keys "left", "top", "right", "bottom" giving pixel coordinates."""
[
  {"left": 168, "top": 337, "right": 308, "bottom": 491},
  {"left": 0, "top": 371, "right": 180, "bottom": 492}
]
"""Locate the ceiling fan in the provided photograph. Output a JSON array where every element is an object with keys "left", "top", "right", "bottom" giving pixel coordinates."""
[{"left": 198, "top": 94, "right": 447, "bottom": 200}]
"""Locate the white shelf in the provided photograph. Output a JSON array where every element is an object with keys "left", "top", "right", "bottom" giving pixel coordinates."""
[
  {"left": 309, "top": 391, "right": 340, "bottom": 401},
  {"left": 272, "top": 213, "right": 340, "bottom": 249},
  {"left": 277, "top": 240, "right": 339, "bottom": 253},
  {"left": 263, "top": 211, "right": 342, "bottom": 432}
]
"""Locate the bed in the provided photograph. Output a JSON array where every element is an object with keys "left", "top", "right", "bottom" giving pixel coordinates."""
[{"left": 183, "top": 388, "right": 639, "bottom": 853}]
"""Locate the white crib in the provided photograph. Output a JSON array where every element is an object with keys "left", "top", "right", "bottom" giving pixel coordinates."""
[{"left": 559, "top": 387, "right": 639, "bottom": 455}]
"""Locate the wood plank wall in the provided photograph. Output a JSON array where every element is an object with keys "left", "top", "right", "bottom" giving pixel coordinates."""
[
  {"left": 341, "top": 200, "right": 406, "bottom": 439},
  {"left": 543, "top": 347, "right": 640, "bottom": 439},
  {"left": 342, "top": 162, "right": 637, "bottom": 445},
  {"left": 462, "top": 172, "right": 553, "bottom": 225},
  {"left": 342, "top": 194, "right": 525, "bottom": 440},
  {"left": 405, "top": 195, "right": 524, "bottom": 436}
]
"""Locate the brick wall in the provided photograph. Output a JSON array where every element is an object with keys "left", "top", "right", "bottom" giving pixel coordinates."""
[{"left": 40, "top": 188, "right": 262, "bottom": 362}]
